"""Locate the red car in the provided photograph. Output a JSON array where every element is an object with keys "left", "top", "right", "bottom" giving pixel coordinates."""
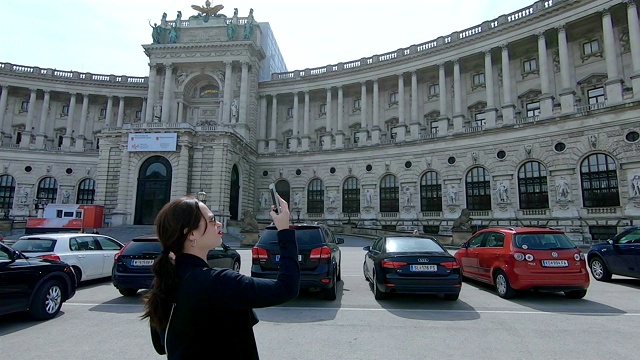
[{"left": 454, "top": 227, "right": 589, "bottom": 299}]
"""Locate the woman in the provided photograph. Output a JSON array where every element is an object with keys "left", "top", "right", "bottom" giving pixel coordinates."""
[{"left": 142, "top": 194, "right": 299, "bottom": 359}]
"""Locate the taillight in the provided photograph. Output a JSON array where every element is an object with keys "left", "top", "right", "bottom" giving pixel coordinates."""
[
  {"left": 513, "top": 253, "right": 535, "bottom": 261},
  {"left": 38, "top": 254, "right": 61, "bottom": 261},
  {"left": 381, "top": 260, "right": 407, "bottom": 269},
  {"left": 113, "top": 248, "right": 124, "bottom": 262},
  {"left": 574, "top": 253, "right": 585, "bottom": 261},
  {"left": 309, "top": 246, "right": 331, "bottom": 260},
  {"left": 252, "top": 247, "right": 268, "bottom": 260},
  {"left": 441, "top": 260, "right": 460, "bottom": 269}
]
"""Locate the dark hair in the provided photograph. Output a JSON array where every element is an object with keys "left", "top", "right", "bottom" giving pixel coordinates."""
[{"left": 141, "top": 196, "right": 206, "bottom": 330}]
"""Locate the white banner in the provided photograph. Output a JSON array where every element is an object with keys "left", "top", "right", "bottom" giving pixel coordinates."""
[{"left": 127, "top": 133, "right": 177, "bottom": 152}]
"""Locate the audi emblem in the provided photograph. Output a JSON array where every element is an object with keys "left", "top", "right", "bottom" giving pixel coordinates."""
[
  {"left": 417, "top": 258, "right": 430, "bottom": 263},
  {"left": 551, "top": 252, "right": 558, "bottom": 258}
]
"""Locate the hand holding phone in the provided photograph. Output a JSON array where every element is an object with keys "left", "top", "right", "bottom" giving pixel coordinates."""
[{"left": 268, "top": 183, "right": 281, "bottom": 215}]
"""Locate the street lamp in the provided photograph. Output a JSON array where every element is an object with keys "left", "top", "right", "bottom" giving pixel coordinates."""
[
  {"left": 295, "top": 208, "right": 301, "bottom": 224},
  {"left": 196, "top": 189, "right": 207, "bottom": 204}
]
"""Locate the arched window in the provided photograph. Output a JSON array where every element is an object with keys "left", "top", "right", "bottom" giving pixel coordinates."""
[
  {"left": 199, "top": 85, "right": 220, "bottom": 98},
  {"left": 37, "top": 177, "right": 58, "bottom": 204},
  {"left": 342, "top": 177, "right": 360, "bottom": 214},
  {"left": 518, "top": 161, "right": 549, "bottom": 209},
  {"left": 465, "top": 167, "right": 491, "bottom": 210},
  {"left": 307, "top": 179, "right": 324, "bottom": 214},
  {"left": 380, "top": 174, "right": 399, "bottom": 212},
  {"left": 77, "top": 178, "right": 95, "bottom": 204},
  {"left": 0, "top": 174, "right": 16, "bottom": 210},
  {"left": 580, "top": 153, "right": 620, "bottom": 207},
  {"left": 420, "top": 171, "right": 442, "bottom": 212}
]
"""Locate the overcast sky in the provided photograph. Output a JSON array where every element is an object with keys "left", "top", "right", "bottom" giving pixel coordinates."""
[{"left": 0, "top": 0, "right": 536, "bottom": 77}]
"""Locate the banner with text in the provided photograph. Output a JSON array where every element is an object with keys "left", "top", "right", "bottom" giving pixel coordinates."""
[{"left": 127, "top": 133, "right": 178, "bottom": 152}]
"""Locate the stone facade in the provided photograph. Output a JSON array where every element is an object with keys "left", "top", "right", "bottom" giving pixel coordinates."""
[{"left": 0, "top": 0, "right": 639, "bottom": 243}]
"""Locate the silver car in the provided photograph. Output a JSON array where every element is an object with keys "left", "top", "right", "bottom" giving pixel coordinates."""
[{"left": 12, "top": 233, "right": 124, "bottom": 283}]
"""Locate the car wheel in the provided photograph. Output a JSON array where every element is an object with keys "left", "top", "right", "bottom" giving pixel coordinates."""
[
  {"left": 589, "top": 257, "right": 612, "bottom": 281},
  {"left": 232, "top": 260, "right": 241, "bottom": 272},
  {"left": 443, "top": 293, "right": 459, "bottom": 301},
  {"left": 72, "top": 266, "right": 83, "bottom": 284},
  {"left": 28, "top": 279, "right": 63, "bottom": 320},
  {"left": 363, "top": 262, "right": 370, "bottom": 282},
  {"left": 336, "top": 260, "right": 342, "bottom": 282},
  {"left": 372, "top": 271, "right": 386, "bottom": 300},
  {"left": 494, "top": 270, "right": 516, "bottom": 299},
  {"left": 564, "top": 289, "right": 587, "bottom": 299},
  {"left": 322, "top": 270, "right": 337, "bottom": 301},
  {"left": 119, "top": 288, "right": 139, "bottom": 296}
]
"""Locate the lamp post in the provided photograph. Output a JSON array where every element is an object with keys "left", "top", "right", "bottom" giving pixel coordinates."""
[
  {"left": 295, "top": 208, "right": 301, "bottom": 224},
  {"left": 197, "top": 189, "right": 207, "bottom": 204},
  {"left": 32, "top": 195, "right": 49, "bottom": 218}
]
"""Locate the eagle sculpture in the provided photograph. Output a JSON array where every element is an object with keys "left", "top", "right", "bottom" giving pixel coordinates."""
[{"left": 191, "top": 1, "right": 224, "bottom": 16}]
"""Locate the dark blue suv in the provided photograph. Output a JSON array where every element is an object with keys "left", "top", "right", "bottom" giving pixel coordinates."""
[{"left": 587, "top": 226, "right": 640, "bottom": 281}]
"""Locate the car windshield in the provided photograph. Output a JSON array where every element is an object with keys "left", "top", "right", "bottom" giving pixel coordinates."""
[
  {"left": 259, "top": 228, "right": 322, "bottom": 246},
  {"left": 12, "top": 238, "right": 56, "bottom": 252},
  {"left": 121, "top": 240, "right": 162, "bottom": 255},
  {"left": 385, "top": 237, "right": 443, "bottom": 253},
  {"left": 513, "top": 233, "right": 577, "bottom": 250}
]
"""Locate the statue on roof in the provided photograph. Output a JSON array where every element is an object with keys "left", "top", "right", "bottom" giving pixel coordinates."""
[
  {"left": 226, "top": 8, "right": 238, "bottom": 41},
  {"left": 190, "top": 1, "right": 224, "bottom": 23},
  {"left": 243, "top": 8, "right": 255, "bottom": 40}
]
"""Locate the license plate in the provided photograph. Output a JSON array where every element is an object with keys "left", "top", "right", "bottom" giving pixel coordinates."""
[
  {"left": 275, "top": 255, "right": 302, "bottom": 262},
  {"left": 541, "top": 260, "right": 569, "bottom": 267},
  {"left": 132, "top": 259, "right": 154, "bottom": 266},
  {"left": 410, "top": 264, "right": 437, "bottom": 272}
]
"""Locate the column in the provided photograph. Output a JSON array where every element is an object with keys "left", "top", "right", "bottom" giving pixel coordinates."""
[
  {"left": 290, "top": 92, "right": 299, "bottom": 150},
  {"left": 176, "top": 144, "right": 189, "bottom": 197},
  {"left": 144, "top": 64, "right": 157, "bottom": 123},
  {"left": 358, "top": 82, "right": 368, "bottom": 143},
  {"left": 20, "top": 89, "right": 37, "bottom": 148},
  {"left": 222, "top": 61, "right": 233, "bottom": 123},
  {"left": 557, "top": 25, "right": 576, "bottom": 113},
  {"left": 436, "top": 63, "right": 449, "bottom": 134},
  {"left": 627, "top": 0, "right": 640, "bottom": 97},
  {"left": 258, "top": 96, "right": 267, "bottom": 152},
  {"left": 239, "top": 61, "right": 249, "bottom": 124},
  {"left": 268, "top": 95, "right": 277, "bottom": 153},
  {"left": 105, "top": 96, "right": 114, "bottom": 128},
  {"left": 538, "top": 33, "right": 554, "bottom": 118},
  {"left": 395, "top": 74, "right": 407, "bottom": 141},
  {"left": 0, "top": 85, "right": 8, "bottom": 144},
  {"left": 177, "top": 101, "right": 184, "bottom": 123},
  {"left": 35, "top": 90, "right": 51, "bottom": 148},
  {"left": 114, "top": 149, "right": 130, "bottom": 216},
  {"left": 602, "top": 9, "right": 623, "bottom": 104},
  {"left": 371, "top": 79, "right": 381, "bottom": 144},
  {"left": 501, "top": 45, "right": 516, "bottom": 125},
  {"left": 322, "top": 88, "right": 332, "bottom": 150},
  {"left": 452, "top": 60, "right": 465, "bottom": 133},
  {"left": 140, "top": 97, "right": 147, "bottom": 123},
  {"left": 301, "top": 91, "right": 310, "bottom": 151},
  {"left": 484, "top": 50, "right": 497, "bottom": 128},
  {"left": 161, "top": 64, "right": 173, "bottom": 122},
  {"left": 409, "top": 71, "right": 421, "bottom": 139},
  {"left": 116, "top": 96, "right": 125, "bottom": 128},
  {"left": 335, "top": 86, "right": 344, "bottom": 148},
  {"left": 62, "top": 93, "right": 76, "bottom": 148},
  {"left": 74, "top": 94, "right": 89, "bottom": 151}
]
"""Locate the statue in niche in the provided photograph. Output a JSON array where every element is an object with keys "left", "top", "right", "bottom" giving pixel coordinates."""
[
  {"left": 365, "top": 189, "right": 372, "bottom": 206},
  {"left": 447, "top": 184, "right": 458, "bottom": 205},
  {"left": 630, "top": 174, "right": 640, "bottom": 198},
  {"left": 230, "top": 99, "right": 239, "bottom": 122},
  {"left": 176, "top": 71, "right": 189, "bottom": 87},
  {"left": 327, "top": 191, "right": 337, "bottom": 206},
  {"left": 556, "top": 177, "right": 570, "bottom": 201},
  {"left": 18, "top": 187, "right": 29, "bottom": 204},
  {"left": 293, "top": 192, "right": 302, "bottom": 208},
  {"left": 259, "top": 192, "right": 268, "bottom": 208},
  {"left": 243, "top": 8, "right": 255, "bottom": 40},
  {"left": 403, "top": 186, "right": 412, "bottom": 206},
  {"left": 227, "top": 8, "right": 238, "bottom": 41},
  {"left": 61, "top": 190, "right": 71, "bottom": 204},
  {"left": 496, "top": 181, "right": 509, "bottom": 203}
]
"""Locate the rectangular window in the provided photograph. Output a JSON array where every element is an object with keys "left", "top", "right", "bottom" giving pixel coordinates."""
[
  {"left": 430, "top": 125, "right": 438, "bottom": 134},
  {"left": 20, "top": 101, "right": 29, "bottom": 112},
  {"left": 429, "top": 84, "right": 439, "bottom": 96},
  {"left": 389, "top": 92, "right": 398, "bottom": 104},
  {"left": 287, "top": 107, "right": 293, "bottom": 118},
  {"left": 99, "top": 108, "right": 107, "bottom": 117},
  {"left": 473, "top": 113, "right": 486, "bottom": 129},
  {"left": 319, "top": 103, "right": 326, "bottom": 114},
  {"left": 472, "top": 73, "right": 485, "bottom": 86},
  {"left": 286, "top": 137, "right": 292, "bottom": 149},
  {"left": 583, "top": 40, "right": 600, "bottom": 55},
  {"left": 523, "top": 59, "right": 537, "bottom": 72},
  {"left": 63, "top": 211, "right": 74, "bottom": 218},
  {"left": 353, "top": 132, "right": 360, "bottom": 144},
  {"left": 587, "top": 87, "right": 605, "bottom": 104},
  {"left": 135, "top": 110, "right": 142, "bottom": 119},
  {"left": 526, "top": 102, "right": 540, "bottom": 117},
  {"left": 61, "top": 105, "right": 69, "bottom": 116},
  {"left": 589, "top": 226, "right": 617, "bottom": 243},
  {"left": 353, "top": 98, "right": 361, "bottom": 110},
  {"left": 56, "top": 210, "right": 63, "bottom": 218}
]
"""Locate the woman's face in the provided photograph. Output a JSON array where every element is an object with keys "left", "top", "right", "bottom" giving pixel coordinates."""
[{"left": 193, "top": 202, "right": 223, "bottom": 250}]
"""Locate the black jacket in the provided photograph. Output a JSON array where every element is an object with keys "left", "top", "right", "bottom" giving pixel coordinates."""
[{"left": 151, "top": 229, "right": 300, "bottom": 359}]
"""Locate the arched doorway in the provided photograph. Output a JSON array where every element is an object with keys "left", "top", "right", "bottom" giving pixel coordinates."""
[
  {"left": 229, "top": 165, "right": 240, "bottom": 220},
  {"left": 275, "top": 180, "right": 290, "bottom": 205},
  {"left": 134, "top": 156, "right": 172, "bottom": 225}
]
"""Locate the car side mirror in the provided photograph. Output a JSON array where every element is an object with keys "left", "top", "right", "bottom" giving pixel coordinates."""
[
  {"left": 460, "top": 243, "right": 468, "bottom": 249},
  {"left": 336, "top": 237, "right": 345, "bottom": 244},
  {"left": 363, "top": 245, "right": 371, "bottom": 251}
]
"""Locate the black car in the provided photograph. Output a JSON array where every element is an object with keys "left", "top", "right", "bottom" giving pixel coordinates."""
[
  {"left": 112, "top": 235, "right": 241, "bottom": 296},
  {"left": 363, "top": 235, "right": 462, "bottom": 300},
  {"left": 251, "top": 223, "right": 344, "bottom": 300},
  {"left": 587, "top": 226, "right": 640, "bottom": 281},
  {"left": 0, "top": 242, "right": 77, "bottom": 320}
]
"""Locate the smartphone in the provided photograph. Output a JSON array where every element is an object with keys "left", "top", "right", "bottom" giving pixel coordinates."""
[{"left": 268, "top": 183, "right": 281, "bottom": 214}]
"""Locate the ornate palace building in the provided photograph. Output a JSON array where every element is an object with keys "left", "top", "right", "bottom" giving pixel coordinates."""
[{"left": 1, "top": 0, "right": 639, "bottom": 243}]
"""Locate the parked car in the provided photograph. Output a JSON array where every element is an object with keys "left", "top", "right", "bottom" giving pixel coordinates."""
[
  {"left": 251, "top": 223, "right": 343, "bottom": 300},
  {"left": 112, "top": 235, "right": 241, "bottom": 296},
  {"left": 363, "top": 234, "right": 461, "bottom": 300},
  {"left": 11, "top": 233, "right": 124, "bottom": 283},
  {"left": 454, "top": 227, "right": 589, "bottom": 299},
  {"left": 587, "top": 226, "right": 640, "bottom": 281},
  {"left": 0, "top": 241, "right": 77, "bottom": 320}
]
